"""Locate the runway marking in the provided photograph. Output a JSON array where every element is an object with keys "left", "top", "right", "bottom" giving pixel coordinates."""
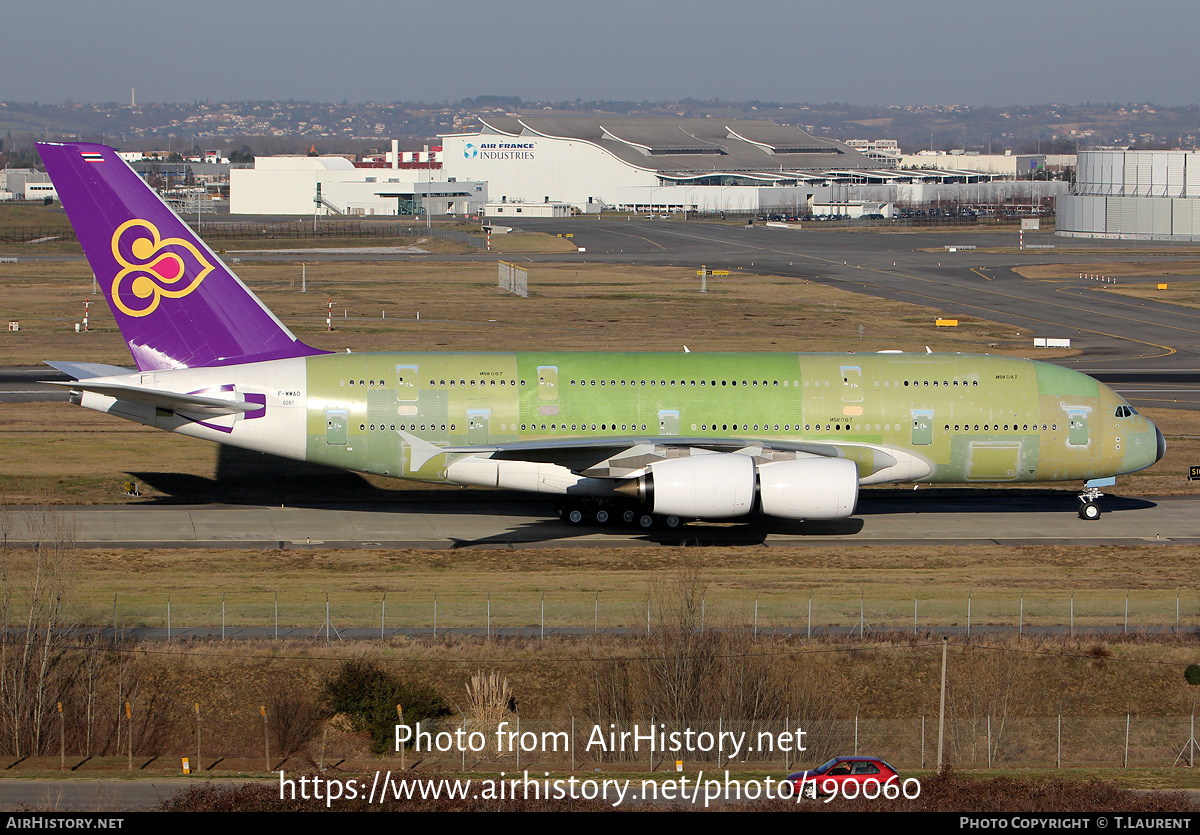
[{"left": 970, "top": 267, "right": 992, "bottom": 281}]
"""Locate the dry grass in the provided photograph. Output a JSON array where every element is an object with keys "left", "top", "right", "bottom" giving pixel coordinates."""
[
  {"left": 37, "top": 543, "right": 1200, "bottom": 631},
  {"left": 0, "top": 259, "right": 1060, "bottom": 367},
  {"left": 0, "top": 203, "right": 74, "bottom": 227},
  {"left": 1101, "top": 280, "right": 1200, "bottom": 311},
  {"left": 1014, "top": 261, "right": 1200, "bottom": 280}
]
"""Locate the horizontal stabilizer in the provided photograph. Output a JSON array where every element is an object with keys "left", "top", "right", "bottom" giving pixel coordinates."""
[
  {"left": 44, "top": 361, "right": 135, "bottom": 380},
  {"left": 44, "top": 380, "right": 261, "bottom": 417}
]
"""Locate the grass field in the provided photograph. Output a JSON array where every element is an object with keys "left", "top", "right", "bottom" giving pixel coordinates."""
[
  {"left": 1102, "top": 280, "right": 1200, "bottom": 311},
  {"left": 1014, "top": 262, "right": 1200, "bottom": 281},
  {"left": 0, "top": 259, "right": 1067, "bottom": 368},
  {"left": 30, "top": 542, "right": 1200, "bottom": 633}
]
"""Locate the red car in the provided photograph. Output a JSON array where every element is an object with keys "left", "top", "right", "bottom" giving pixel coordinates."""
[{"left": 786, "top": 755, "right": 900, "bottom": 799}]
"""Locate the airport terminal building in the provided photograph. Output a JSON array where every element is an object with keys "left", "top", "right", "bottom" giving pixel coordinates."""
[
  {"left": 1057, "top": 149, "right": 1200, "bottom": 240},
  {"left": 438, "top": 116, "right": 881, "bottom": 214}
]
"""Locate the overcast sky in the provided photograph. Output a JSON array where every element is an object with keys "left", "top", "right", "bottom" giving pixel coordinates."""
[{"left": 5, "top": 0, "right": 1198, "bottom": 106}]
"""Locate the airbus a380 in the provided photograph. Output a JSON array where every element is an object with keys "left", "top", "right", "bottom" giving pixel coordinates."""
[{"left": 36, "top": 141, "right": 1164, "bottom": 528}]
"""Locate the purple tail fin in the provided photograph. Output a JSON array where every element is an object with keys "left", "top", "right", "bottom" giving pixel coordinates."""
[{"left": 37, "top": 141, "right": 326, "bottom": 370}]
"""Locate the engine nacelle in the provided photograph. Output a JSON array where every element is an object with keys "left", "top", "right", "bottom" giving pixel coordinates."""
[
  {"left": 622, "top": 453, "right": 757, "bottom": 518},
  {"left": 757, "top": 457, "right": 859, "bottom": 519}
]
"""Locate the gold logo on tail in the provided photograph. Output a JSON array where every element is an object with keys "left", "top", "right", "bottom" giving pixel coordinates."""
[{"left": 110, "top": 219, "right": 214, "bottom": 317}]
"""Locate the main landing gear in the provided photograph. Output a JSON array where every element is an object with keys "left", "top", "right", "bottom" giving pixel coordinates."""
[
  {"left": 1077, "top": 485, "right": 1104, "bottom": 520},
  {"left": 558, "top": 500, "right": 684, "bottom": 531}
]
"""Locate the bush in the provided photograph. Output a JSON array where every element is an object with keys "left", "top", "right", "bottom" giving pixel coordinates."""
[
  {"left": 320, "top": 659, "right": 450, "bottom": 754},
  {"left": 1185, "top": 664, "right": 1200, "bottom": 685}
]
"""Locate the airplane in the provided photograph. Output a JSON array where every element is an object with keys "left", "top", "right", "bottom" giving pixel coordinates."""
[{"left": 35, "top": 141, "right": 1165, "bottom": 529}]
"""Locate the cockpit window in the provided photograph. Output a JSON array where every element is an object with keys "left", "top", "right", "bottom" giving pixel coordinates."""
[{"left": 1114, "top": 406, "right": 1138, "bottom": 418}]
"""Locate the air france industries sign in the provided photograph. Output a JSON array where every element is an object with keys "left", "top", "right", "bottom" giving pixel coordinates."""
[{"left": 465, "top": 142, "right": 536, "bottom": 161}]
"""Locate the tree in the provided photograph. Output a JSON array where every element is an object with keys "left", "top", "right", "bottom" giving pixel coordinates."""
[{"left": 320, "top": 660, "right": 449, "bottom": 754}]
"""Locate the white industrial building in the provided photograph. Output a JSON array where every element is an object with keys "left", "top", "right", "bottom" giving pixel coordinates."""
[
  {"left": 439, "top": 116, "right": 881, "bottom": 214},
  {"left": 1058, "top": 149, "right": 1200, "bottom": 240},
  {"left": 899, "top": 150, "right": 1051, "bottom": 177},
  {"left": 230, "top": 143, "right": 486, "bottom": 216},
  {"left": 0, "top": 168, "right": 52, "bottom": 201},
  {"left": 484, "top": 201, "right": 572, "bottom": 218},
  {"left": 438, "top": 117, "right": 1062, "bottom": 215}
]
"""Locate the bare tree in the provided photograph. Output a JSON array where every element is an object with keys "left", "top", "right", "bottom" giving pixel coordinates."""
[{"left": 0, "top": 502, "right": 77, "bottom": 756}]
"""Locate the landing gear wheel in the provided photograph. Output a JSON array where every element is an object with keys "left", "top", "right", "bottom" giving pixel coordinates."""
[
  {"left": 664, "top": 515, "right": 682, "bottom": 529},
  {"left": 637, "top": 513, "right": 656, "bottom": 530},
  {"left": 622, "top": 509, "right": 636, "bottom": 525},
  {"left": 561, "top": 503, "right": 586, "bottom": 526},
  {"left": 593, "top": 508, "right": 611, "bottom": 524},
  {"left": 1077, "top": 484, "right": 1106, "bottom": 521}
]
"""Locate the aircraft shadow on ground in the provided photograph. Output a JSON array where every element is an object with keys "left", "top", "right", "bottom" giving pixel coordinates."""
[
  {"left": 129, "top": 446, "right": 538, "bottom": 518},
  {"left": 854, "top": 488, "right": 1157, "bottom": 515},
  {"left": 128, "top": 448, "right": 1156, "bottom": 544}
]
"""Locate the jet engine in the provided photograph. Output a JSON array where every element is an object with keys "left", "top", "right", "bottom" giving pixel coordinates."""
[
  {"left": 616, "top": 453, "right": 859, "bottom": 520},
  {"left": 757, "top": 457, "right": 859, "bottom": 519}
]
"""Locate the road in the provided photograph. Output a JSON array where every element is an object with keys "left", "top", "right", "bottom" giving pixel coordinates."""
[{"left": 4, "top": 491, "right": 1195, "bottom": 549}]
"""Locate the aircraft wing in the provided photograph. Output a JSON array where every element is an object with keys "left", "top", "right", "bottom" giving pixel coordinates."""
[
  {"left": 408, "top": 433, "right": 897, "bottom": 478},
  {"left": 43, "top": 380, "right": 262, "bottom": 418}
]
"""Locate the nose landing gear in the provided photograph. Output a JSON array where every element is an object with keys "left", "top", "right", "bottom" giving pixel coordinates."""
[{"left": 1077, "top": 484, "right": 1104, "bottom": 520}]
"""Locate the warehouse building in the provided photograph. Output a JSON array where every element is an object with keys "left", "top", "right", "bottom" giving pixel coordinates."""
[
  {"left": 1057, "top": 149, "right": 1200, "bottom": 240},
  {"left": 230, "top": 149, "right": 487, "bottom": 216}
]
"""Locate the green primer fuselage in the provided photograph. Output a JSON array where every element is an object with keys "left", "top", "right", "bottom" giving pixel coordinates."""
[{"left": 302, "top": 351, "right": 1160, "bottom": 484}]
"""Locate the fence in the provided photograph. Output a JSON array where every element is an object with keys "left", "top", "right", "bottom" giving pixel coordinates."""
[
  {"left": 88, "top": 588, "right": 1199, "bottom": 637},
  {"left": 498, "top": 260, "right": 529, "bottom": 297},
  {"left": 6, "top": 707, "right": 1196, "bottom": 772}
]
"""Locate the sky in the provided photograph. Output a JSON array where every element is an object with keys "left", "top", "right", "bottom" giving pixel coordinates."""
[{"left": 5, "top": 0, "right": 1199, "bottom": 106}]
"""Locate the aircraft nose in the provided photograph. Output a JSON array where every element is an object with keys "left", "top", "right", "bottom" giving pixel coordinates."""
[{"left": 1156, "top": 425, "right": 1167, "bottom": 463}]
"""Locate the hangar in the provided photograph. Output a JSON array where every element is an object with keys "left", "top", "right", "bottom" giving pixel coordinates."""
[
  {"left": 439, "top": 116, "right": 1061, "bottom": 215},
  {"left": 1058, "top": 149, "right": 1200, "bottom": 240},
  {"left": 439, "top": 116, "right": 879, "bottom": 214}
]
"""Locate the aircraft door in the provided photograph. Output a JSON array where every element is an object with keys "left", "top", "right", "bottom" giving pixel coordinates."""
[
  {"left": 395, "top": 365, "right": 419, "bottom": 401},
  {"left": 537, "top": 366, "right": 559, "bottom": 416},
  {"left": 1068, "top": 410, "right": 1089, "bottom": 446},
  {"left": 840, "top": 365, "right": 863, "bottom": 403},
  {"left": 467, "top": 409, "right": 491, "bottom": 445},
  {"left": 911, "top": 409, "right": 934, "bottom": 446},
  {"left": 537, "top": 366, "right": 558, "bottom": 401},
  {"left": 658, "top": 409, "right": 680, "bottom": 436},
  {"left": 325, "top": 409, "right": 348, "bottom": 445}
]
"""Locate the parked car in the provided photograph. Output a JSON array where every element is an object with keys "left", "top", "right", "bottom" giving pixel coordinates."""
[{"left": 786, "top": 755, "right": 899, "bottom": 799}]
